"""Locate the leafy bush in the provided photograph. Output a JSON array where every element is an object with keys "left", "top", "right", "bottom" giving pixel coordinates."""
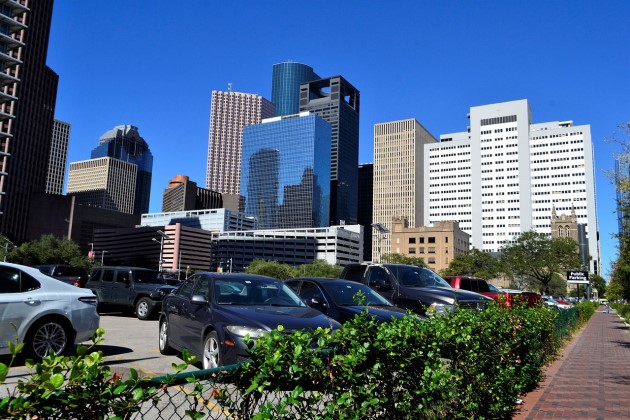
[{"left": 222, "top": 303, "right": 584, "bottom": 419}]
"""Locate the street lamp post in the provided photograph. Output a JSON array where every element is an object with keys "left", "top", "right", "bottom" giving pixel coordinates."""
[
  {"left": 371, "top": 223, "right": 390, "bottom": 263},
  {"left": 3, "top": 238, "right": 15, "bottom": 262},
  {"left": 101, "top": 250, "right": 108, "bottom": 265},
  {"left": 152, "top": 230, "right": 171, "bottom": 272}
]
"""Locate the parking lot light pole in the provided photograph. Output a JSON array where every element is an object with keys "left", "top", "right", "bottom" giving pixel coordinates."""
[
  {"left": 3, "top": 238, "right": 15, "bottom": 262},
  {"left": 101, "top": 250, "right": 107, "bottom": 265},
  {"left": 371, "top": 223, "right": 390, "bottom": 263},
  {"left": 153, "top": 230, "right": 171, "bottom": 272}
]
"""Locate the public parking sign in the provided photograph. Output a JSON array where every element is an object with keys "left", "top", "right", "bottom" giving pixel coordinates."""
[{"left": 567, "top": 270, "right": 589, "bottom": 284}]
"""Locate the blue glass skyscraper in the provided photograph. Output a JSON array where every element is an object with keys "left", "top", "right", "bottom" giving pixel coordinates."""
[
  {"left": 241, "top": 113, "right": 331, "bottom": 229},
  {"left": 271, "top": 62, "right": 319, "bottom": 117},
  {"left": 91, "top": 125, "right": 153, "bottom": 215}
]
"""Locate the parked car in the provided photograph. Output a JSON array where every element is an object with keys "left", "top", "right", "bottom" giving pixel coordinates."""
[
  {"left": 0, "top": 262, "right": 99, "bottom": 359},
  {"left": 444, "top": 276, "right": 542, "bottom": 308},
  {"left": 285, "top": 277, "right": 411, "bottom": 324},
  {"left": 339, "top": 263, "right": 492, "bottom": 316},
  {"left": 85, "top": 266, "right": 176, "bottom": 320},
  {"left": 158, "top": 273, "right": 341, "bottom": 369},
  {"left": 35, "top": 264, "right": 89, "bottom": 288}
]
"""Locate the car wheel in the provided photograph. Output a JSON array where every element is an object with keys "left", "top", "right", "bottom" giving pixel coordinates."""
[
  {"left": 158, "top": 318, "right": 175, "bottom": 355},
  {"left": 202, "top": 331, "right": 222, "bottom": 370},
  {"left": 136, "top": 297, "right": 153, "bottom": 320},
  {"left": 26, "top": 319, "right": 71, "bottom": 359}
]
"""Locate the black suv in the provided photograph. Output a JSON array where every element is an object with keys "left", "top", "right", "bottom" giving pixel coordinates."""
[
  {"left": 340, "top": 263, "right": 492, "bottom": 316},
  {"left": 86, "top": 266, "right": 176, "bottom": 320}
]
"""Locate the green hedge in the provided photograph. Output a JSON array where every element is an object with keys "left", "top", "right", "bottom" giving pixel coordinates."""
[
  {"left": 611, "top": 302, "right": 630, "bottom": 321},
  {"left": 223, "top": 303, "right": 593, "bottom": 419}
]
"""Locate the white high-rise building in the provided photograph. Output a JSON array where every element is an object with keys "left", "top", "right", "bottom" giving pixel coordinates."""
[
  {"left": 424, "top": 99, "right": 600, "bottom": 274},
  {"left": 373, "top": 118, "right": 437, "bottom": 258},
  {"left": 205, "top": 90, "right": 275, "bottom": 194}
]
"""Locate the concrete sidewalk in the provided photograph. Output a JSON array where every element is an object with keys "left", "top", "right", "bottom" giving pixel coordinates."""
[{"left": 515, "top": 307, "right": 630, "bottom": 419}]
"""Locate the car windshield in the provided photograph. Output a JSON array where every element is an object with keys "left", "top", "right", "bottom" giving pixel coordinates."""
[
  {"left": 214, "top": 278, "right": 306, "bottom": 307},
  {"left": 388, "top": 265, "right": 451, "bottom": 288},
  {"left": 487, "top": 283, "right": 501, "bottom": 293},
  {"left": 134, "top": 270, "right": 166, "bottom": 284},
  {"left": 322, "top": 282, "right": 393, "bottom": 307}
]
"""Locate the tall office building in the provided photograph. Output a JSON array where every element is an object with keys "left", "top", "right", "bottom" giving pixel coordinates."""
[
  {"left": 46, "top": 119, "right": 70, "bottom": 195},
  {"left": 91, "top": 125, "right": 153, "bottom": 215},
  {"left": 206, "top": 90, "right": 275, "bottom": 194},
  {"left": 162, "top": 175, "right": 223, "bottom": 212},
  {"left": 67, "top": 157, "right": 137, "bottom": 214},
  {"left": 0, "top": 0, "right": 58, "bottom": 242},
  {"left": 373, "top": 119, "right": 437, "bottom": 257},
  {"left": 300, "top": 76, "right": 360, "bottom": 225},
  {"left": 241, "top": 112, "right": 331, "bottom": 229},
  {"left": 424, "top": 99, "right": 600, "bottom": 274},
  {"left": 271, "top": 62, "right": 319, "bottom": 116},
  {"left": 357, "top": 163, "right": 374, "bottom": 262}
]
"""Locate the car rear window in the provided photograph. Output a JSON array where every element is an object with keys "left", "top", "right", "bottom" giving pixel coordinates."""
[
  {"left": 134, "top": 270, "right": 165, "bottom": 284},
  {"left": 54, "top": 267, "right": 87, "bottom": 277}
]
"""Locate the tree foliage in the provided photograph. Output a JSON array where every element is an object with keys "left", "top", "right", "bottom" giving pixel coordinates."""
[
  {"left": 500, "top": 231, "right": 581, "bottom": 294},
  {"left": 439, "top": 248, "right": 502, "bottom": 279},
  {"left": 7, "top": 234, "right": 90, "bottom": 268},
  {"left": 380, "top": 253, "right": 426, "bottom": 267},
  {"left": 296, "top": 259, "right": 342, "bottom": 278},
  {"left": 245, "top": 259, "right": 296, "bottom": 280}
]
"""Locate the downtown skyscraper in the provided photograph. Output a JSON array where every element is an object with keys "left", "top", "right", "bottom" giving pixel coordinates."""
[
  {"left": 45, "top": 119, "right": 70, "bottom": 195},
  {"left": 300, "top": 76, "right": 360, "bottom": 226},
  {"left": 424, "top": 99, "right": 600, "bottom": 274},
  {"left": 206, "top": 90, "right": 275, "bottom": 195},
  {"left": 271, "top": 62, "right": 319, "bottom": 117},
  {"left": 0, "top": 0, "right": 59, "bottom": 242}
]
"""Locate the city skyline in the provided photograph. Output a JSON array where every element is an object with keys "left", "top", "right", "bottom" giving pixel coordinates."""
[{"left": 48, "top": 0, "right": 630, "bottom": 276}]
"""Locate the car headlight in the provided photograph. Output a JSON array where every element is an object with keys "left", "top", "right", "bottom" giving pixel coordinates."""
[
  {"left": 427, "top": 303, "right": 455, "bottom": 317},
  {"left": 226, "top": 326, "right": 266, "bottom": 339}
]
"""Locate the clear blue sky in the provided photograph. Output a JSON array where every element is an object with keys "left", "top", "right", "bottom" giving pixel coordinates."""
[{"left": 48, "top": 0, "right": 630, "bottom": 278}]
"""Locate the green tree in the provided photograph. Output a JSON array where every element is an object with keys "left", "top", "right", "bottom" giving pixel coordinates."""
[
  {"left": 0, "top": 234, "right": 15, "bottom": 263},
  {"left": 380, "top": 253, "right": 426, "bottom": 267},
  {"left": 605, "top": 273, "right": 624, "bottom": 301},
  {"left": 245, "top": 259, "right": 297, "bottom": 280},
  {"left": 8, "top": 234, "right": 90, "bottom": 267},
  {"left": 439, "top": 248, "right": 502, "bottom": 279},
  {"left": 296, "top": 259, "right": 342, "bottom": 278},
  {"left": 500, "top": 231, "right": 581, "bottom": 294},
  {"left": 589, "top": 273, "right": 607, "bottom": 298}
]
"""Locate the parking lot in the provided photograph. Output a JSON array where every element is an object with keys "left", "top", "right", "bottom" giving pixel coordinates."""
[{"left": 2, "top": 312, "right": 198, "bottom": 384}]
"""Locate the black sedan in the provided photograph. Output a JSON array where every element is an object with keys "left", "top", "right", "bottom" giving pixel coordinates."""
[
  {"left": 158, "top": 272, "right": 340, "bottom": 369},
  {"left": 285, "top": 277, "right": 412, "bottom": 324}
]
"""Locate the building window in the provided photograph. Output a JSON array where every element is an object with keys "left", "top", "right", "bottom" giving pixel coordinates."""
[
  {"left": 428, "top": 237, "right": 436, "bottom": 244},
  {"left": 419, "top": 247, "right": 425, "bottom": 253},
  {"left": 419, "top": 237, "right": 425, "bottom": 244},
  {"left": 408, "top": 248, "right": 416, "bottom": 254},
  {"left": 409, "top": 237, "right": 416, "bottom": 244},
  {"left": 428, "top": 257, "right": 436, "bottom": 264},
  {"left": 428, "top": 247, "right": 436, "bottom": 254},
  {"left": 445, "top": 237, "right": 448, "bottom": 243},
  {"left": 445, "top": 247, "right": 449, "bottom": 254}
]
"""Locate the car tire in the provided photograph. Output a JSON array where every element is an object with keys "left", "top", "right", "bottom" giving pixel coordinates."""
[
  {"left": 26, "top": 318, "right": 72, "bottom": 359},
  {"left": 136, "top": 297, "right": 153, "bottom": 320},
  {"left": 202, "top": 331, "right": 222, "bottom": 370},
  {"left": 158, "top": 318, "right": 175, "bottom": 355}
]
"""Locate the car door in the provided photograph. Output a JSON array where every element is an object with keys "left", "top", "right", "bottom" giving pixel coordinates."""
[
  {"left": 165, "top": 275, "right": 197, "bottom": 351},
  {"left": 295, "top": 281, "right": 331, "bottom": 316},
  {"left": 110, "top": 269, "right": 133, "bottom": 307},
  {"left": 0, "top": 266, "right": 42, "bottom": 353},
  {"left": 366, "top": 267, "right": 395, "bottom": 301}
]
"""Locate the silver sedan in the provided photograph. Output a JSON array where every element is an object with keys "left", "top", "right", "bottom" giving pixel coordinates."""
[{"left": 0, "top": 262, "right": 100, "bottom": 359}]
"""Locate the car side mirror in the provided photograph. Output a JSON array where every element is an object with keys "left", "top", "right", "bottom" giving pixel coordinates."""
[
  {"left": 191, "top": 294, "right": 208, "bottom": 305},
  {"left": 310, "top": 297, "right": 328, "bottom": 310}
]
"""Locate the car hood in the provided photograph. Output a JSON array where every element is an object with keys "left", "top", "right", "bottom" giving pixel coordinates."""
[
  {"left": 400, "top": 285, "right": 492, "bottom": 305},
  {"left": 219, "top": 305, "right": 341, "bottom": 331},
  {"left": 340, "top": 305, "right": 409, "bottom": 322}
]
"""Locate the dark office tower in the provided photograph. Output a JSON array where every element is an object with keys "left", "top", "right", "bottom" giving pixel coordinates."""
[
  {"left": 91, "top": 125, "right": 153, "bottom": 215},
  {"left": 300, "top": 76, "right": 360, "bottom": 226},
  {"left": 162, "top": 175, "right": 223, "bottom": 212},
  {"left": 0, "top": 0, "right": 58, "bottom": 242},
  {"left": 245, "top": 148, "right": 280, "bottom": 229},
  {"left": 357, "top": 163, "right": 373, "bottom": 262},
  {"left": 46, "top": 119, "right": 70, "bottom": 195},
  {"left": 271, "top": 62, "right": 319, "bottom": 117}
]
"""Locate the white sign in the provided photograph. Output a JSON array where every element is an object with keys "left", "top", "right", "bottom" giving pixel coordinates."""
[{"left": 567, "top": 270, "right": 589, "bottom": 284}]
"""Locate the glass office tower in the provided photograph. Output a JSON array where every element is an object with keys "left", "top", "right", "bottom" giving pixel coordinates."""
[
  {"left": 241, "top": 112, "right": 331, "bottom": 229},
  {"left": 91, "top": 125, "right": 153, "bottom": 215},
  {"left": 271, "top": 62, "right": 319, "bottom": 117}
]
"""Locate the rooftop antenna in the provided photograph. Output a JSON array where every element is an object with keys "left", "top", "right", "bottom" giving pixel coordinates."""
[{"left": 227, "top": 82, "right": 232, "bottom": 92}]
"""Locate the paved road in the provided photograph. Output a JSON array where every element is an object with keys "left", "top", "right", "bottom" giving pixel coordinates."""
[{"left": 2, "top": 312, "right": 196, "bottom": 385}]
